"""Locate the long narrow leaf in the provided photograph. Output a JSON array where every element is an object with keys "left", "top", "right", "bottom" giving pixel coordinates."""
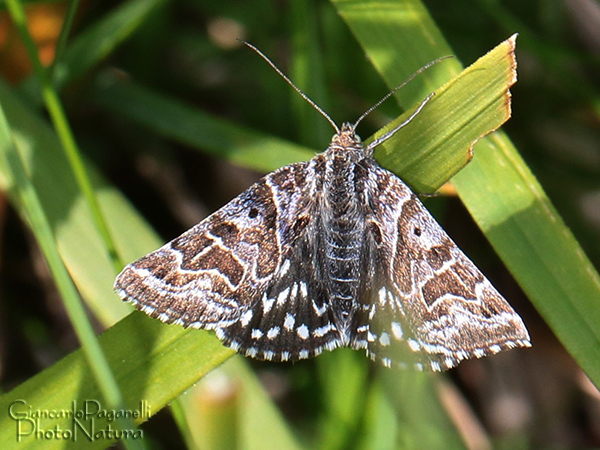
[{"left": 0, "top": 91, "right": 143, "bottom": 450}]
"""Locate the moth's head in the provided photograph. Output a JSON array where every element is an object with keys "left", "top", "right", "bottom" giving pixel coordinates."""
[{"left": 330, "top": 122, "right": 363, "bottom": 149}]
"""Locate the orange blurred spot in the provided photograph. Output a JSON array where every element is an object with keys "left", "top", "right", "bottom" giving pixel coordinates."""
[
  {"left": 438, "top": 181, "right": 457, "bottom": 197},
  {"left": 0, "top": 2, "right": 67, "bottom": 83}
]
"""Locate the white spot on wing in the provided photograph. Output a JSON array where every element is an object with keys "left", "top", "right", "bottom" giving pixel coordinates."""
[
  {"left": 312, "top": 300, "right": 327, "bottom": 316},
  {"left": 378, "top": 287, "right": 387, "bottom": 305},
  {"left": 314, "top": 324, "right": 332, "bottom": 337},
  {"left": 279, "top": 259, "right": 291, "bottom": 276},
  {"left": 267, "top": 326, "right": 280, "bottom": 339},
  {"left": 263, "top": 294, "right": 275, "bottom": 314},
  {"left": 290, "top": 283, "right": 298, "bottom": 299},
  {"left": 277, "top": 287, "right": 290, "bottom": 305},
  {"left": 368, "top": 304, "right": 376, "bottom": 320},
  {"left": 391, "top": 322, "right": 403, "bottom": 339},
  {"left": 240, "top": 310, "right": 253, "bottom": 327},
  {"left": 284, "top": 313, "right": 295, "bottom": 330},
  {"left": 489, "top": 344, "right": 502, "bottom": 354},
  {"left": 141, "top": 305, "right": 156, "bottom": 315},
  {"left": 353, "top": 339, "right": 367, "bottom": 350},
  {"left": 379, "top": 332, "right": 390, "bottom": 346},
  {"left": 408, "top": 338, "right": 421, "bottom": 352},
  {"left": 297, "top": 324, "right": 309, "bottom": 340},
  {"left": 251, "top": 329, "right": 263, "bottom": 339},
  {"left": 158, "top": 312, "right": 170, "bottom": 322},
  {"left": 299, "top": 281, "right": 308, "bottom": 298}
]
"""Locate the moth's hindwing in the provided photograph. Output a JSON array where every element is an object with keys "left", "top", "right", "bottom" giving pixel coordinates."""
[{"left": 352, "top": 162, "right": 530, "bottom": 370}]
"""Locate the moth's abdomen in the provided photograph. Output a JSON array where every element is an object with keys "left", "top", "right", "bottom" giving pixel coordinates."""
[{"left": 321, "top": 152, "right": 366, "bottom": 338}]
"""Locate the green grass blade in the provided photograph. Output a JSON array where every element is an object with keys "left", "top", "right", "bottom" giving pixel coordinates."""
[
  {"left": 59, "top": 0, "right": 166, "bottom": 86},
  {"left": 18, "top": 0, "right": 167, "bottom": 100},
  {"left": 0, "top": 78, "right": 138, "bottom": 324},
  {"left": 92, "top": 70, "right": 315, "bottom": 172},
  {"left": 334, "top": 0, "right": 600, "bottom": 387},
  {"left": 226, "top": 358, "right": 305, "bottom": 450},
  {"left": 371, "top": 35, "right": 516, "bottom": 193},
  {"left": 315, "top": 350, "right": 370, "bottom": 450},
  {"left": 378, "top": 372, "right": 465, "bottom": 450},
  {"left": 0, "top": 91, "right": 144, "bottom": 450},
  {"left": 50, "top": 0, "right": 80, "bottom": 75},
  {"left": 289, "top": 0, "right": 333, "bottom": 147},
  {"left": 6, "top": 0, "right": 121, "bottom": 272},
  {"left": 0, "top": 0, "right": 63, "bottom": 8},
  {"left": 0, "top": 313, "right": 233, "bottom": 450}
]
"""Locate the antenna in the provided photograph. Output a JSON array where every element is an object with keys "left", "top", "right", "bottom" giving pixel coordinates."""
[
  {"left": 240, "top": 39, "right": 453, "bottom": 141},
  {"left": 353, "top": 55, "right": 453, "bottom": 130},
  {"left": 239, "top": 40, "right": 340, "bottom": 134},
  {"left": 366, "top": 93, "right": 433, "bottom": 152}
]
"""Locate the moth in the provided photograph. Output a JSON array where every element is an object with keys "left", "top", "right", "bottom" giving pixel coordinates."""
[{"left": 115, "top": 42, "right": 530, "bottom": 371}]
